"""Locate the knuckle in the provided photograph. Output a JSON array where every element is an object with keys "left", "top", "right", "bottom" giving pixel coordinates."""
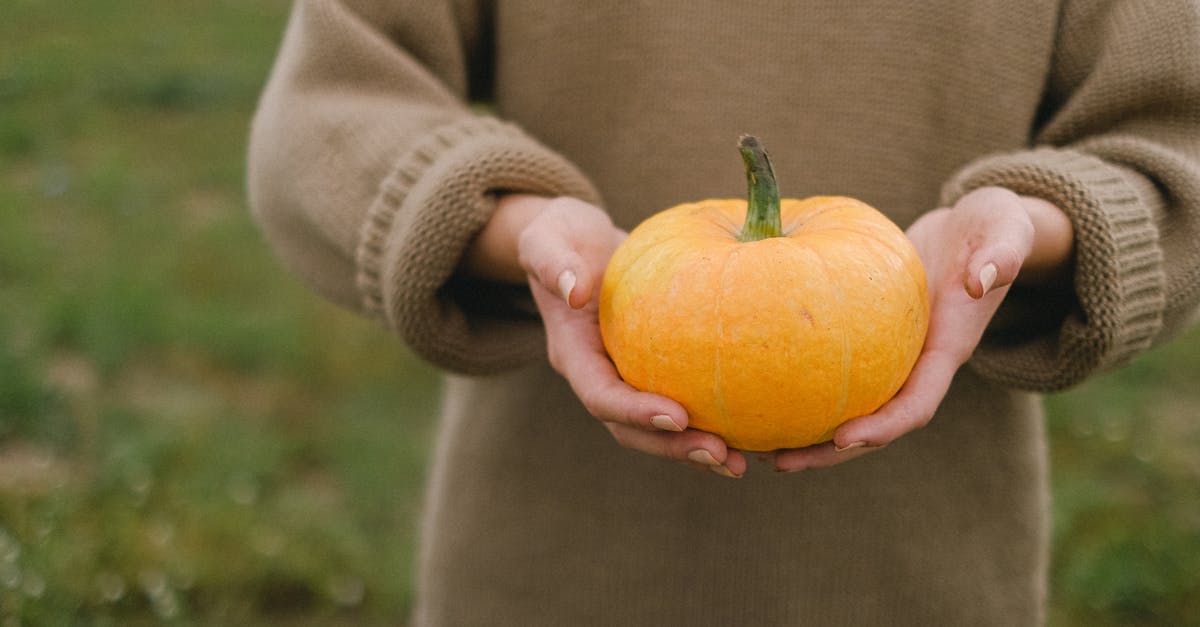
[
  {"left": 517, "top": 234, "right": 563, "bottom": 281},
  {"left": 665, "top": 438, "right": 697, "bottom": 462},
  {"left": 578, "top": 389, "right": 605, "bottom": 419},
  {"left": 516, "top": 217, "right": 546, "bottom": 252},
  {"left": 912, "top": 408, "right": 936, "bottom": 429},
  {"left": 969, "top": 186, "right": 1019, "bottom": 207},
  {"left": 667, "top": 432, "right": 711, "bottom": 461},
  {"left": 607, "top": 425, "right": 633, "bottom": 449},
  {"left": 624, "top": 395, "right": 652, "bottom": 426},
  {"left": 583, "top": 384, "right": 626, "bottom": 422},
  {"left": 594, "top": 382, "right": 627, "bottom": 420},
  {"left": 994, "top": 245, "right": 1025, "bottom": 274},
  {"left": 546, "top": 345, "right": 565, "bottom": 374}
]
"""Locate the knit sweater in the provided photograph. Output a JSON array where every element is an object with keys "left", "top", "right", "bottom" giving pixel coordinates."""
[{"left": 247, "top": 1, "right": 1200, "bottom": 625}]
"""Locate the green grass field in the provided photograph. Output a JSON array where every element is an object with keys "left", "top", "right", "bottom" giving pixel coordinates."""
[{"left": 1, "top": 1, "right": 1197, "bottom": 624}]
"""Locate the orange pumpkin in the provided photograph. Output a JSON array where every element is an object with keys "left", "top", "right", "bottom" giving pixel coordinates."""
[{"left": 599, "top": 136, "right": 929, "bottom": 451}]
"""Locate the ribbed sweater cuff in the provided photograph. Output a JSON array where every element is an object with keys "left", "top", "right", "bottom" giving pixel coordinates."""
[
  {"left": 940, "top": 148, "right": 1165, "bottom": 391},
  {"left": 355, "top": 117, "right": 601, "bottom": 375}
]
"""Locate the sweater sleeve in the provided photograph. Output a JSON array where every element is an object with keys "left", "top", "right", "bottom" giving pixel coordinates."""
[
  {"left": 939, "top": 0, "right": 1200, "bottom": 392},
  {"left": 246, "top": 0, "right": 600, "bottom": 374}
]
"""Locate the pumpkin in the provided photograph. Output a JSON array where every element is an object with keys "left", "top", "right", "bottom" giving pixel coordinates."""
[{"left": 598, "top": 136, "right": 930, "bottom": 451}]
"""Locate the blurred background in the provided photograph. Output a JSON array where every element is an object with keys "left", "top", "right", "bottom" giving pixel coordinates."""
[{"left": 0, "top": 1, "right": 1197, "bottom": 625}]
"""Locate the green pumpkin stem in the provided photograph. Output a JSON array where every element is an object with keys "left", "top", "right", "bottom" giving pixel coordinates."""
[{"left": 737, "top": 134, "right": 783, "bottom": 242}]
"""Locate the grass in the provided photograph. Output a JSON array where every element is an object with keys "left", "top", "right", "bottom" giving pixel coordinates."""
[
  {"left": 1046, "top": 338, "right": 1200, "bottom": 626},
  {"left": 1, "top": 1, "right": 437, "bottom": 623},
  {"left": 1, "top": 1, "right": 1198, "bottom": 625}
]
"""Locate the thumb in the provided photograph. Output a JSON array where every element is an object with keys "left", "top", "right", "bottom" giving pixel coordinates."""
[
  {"left": 518, "top": 228, "right": 596, "bottom": 309},
  {"left": 953, "top": 188, "right": 1036, "bottom": 300},
  {"left": 963, "top": 231, "right": 1033, "bottom": 300}
]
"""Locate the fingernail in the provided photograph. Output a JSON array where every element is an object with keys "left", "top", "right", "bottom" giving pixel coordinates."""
[
  {"left": 979, "top": 262, "right": 998, "bottom": 294},
  {"left": 557, "top": 270, "right": 576, "bottom": 305},
  {"left": 710, "top": 465, "right": 742, "bottom": 479},
  {"left": 687, "top": 449, "right": 721, "bottom": 466},
  {"left": 650, "top": 414, "right": 683, "bottom": 432},
  {"left": 834, "top": 441, "right": 867, "bottom": 453}
]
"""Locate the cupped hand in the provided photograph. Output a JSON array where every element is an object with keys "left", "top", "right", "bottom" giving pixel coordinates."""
[
  {"left": 772, "top": 186, "right": 1073, "bottom": 471},
  {"left": 482, "top": 194, "right": 747, "bottom": 478}
]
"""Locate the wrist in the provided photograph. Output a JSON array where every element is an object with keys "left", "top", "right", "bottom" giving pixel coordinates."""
[
  {"left": 1015, "top": 194, "right": 1075, "bottom": 287},
  {"left": 460, "top": 193, "right": 550, "bottom": 284}
]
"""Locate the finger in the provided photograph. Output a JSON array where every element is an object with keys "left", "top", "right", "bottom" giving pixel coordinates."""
[
  {"left": 607, "top": 424, "right": 745, "bottom": 477},
  {"left": 773, "top": 440, "right": 882, "bottom": 472},
  {"left": 962, "top": 215, "right": 1034, "bottom": 300},
  {"left": 531, "top": 281, "right": 690, "bottom": 432},
  {"left": 517, "top": 203, "right": 607, "bottom": 309},
  {"left": 572, "top": 368, "right": 689, "bottom": 433},
  {"left": 831, "top": 346, "right": 961, "bottom": 449},
  {"left": 963, "top": 249, "right": 1023, "bottom": 299},
  {"left": 520, "top": 230, "right": 593, "bottom": 308},
  {"left": 574, "top": 373, "right": 690, "bottom": 434},
  {"left": 724, "top": 449, "right": 748, "bottom": 477}
]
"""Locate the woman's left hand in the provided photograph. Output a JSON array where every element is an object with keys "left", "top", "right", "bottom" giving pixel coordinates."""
[{"left": 772, "top": 186, "right": 1074, "bottom": 471}]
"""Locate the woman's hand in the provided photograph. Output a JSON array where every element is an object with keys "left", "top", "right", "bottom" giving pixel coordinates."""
[
  {"left": 462, "top": 194, "right": 748, "bottom": 478},
  {"left": 772, "top": 186, "right": 1074, "bottom": 472}
]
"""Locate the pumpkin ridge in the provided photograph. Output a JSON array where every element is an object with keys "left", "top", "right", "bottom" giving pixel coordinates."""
[
  {"left": 780, "top": 205, "right": 839, "bottom": 235},
  {"left": 810, "top": 225, "right": 915, "bottom": 264},
  {"left": 706, "top": 201, "right": 745, "bottom": 238},
  {"left": 712, "top": 248, "right": 740, "bottom": 446},
  {"left": 814, "top": 248, "right": 853, "bottom": 429},
  {"left": 606, "top": 228, "right": 686, "bottom": 294}
]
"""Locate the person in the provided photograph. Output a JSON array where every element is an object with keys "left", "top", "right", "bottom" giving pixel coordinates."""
[{"left": 247, "top": 1, "right": 1200, "bottom": 624}]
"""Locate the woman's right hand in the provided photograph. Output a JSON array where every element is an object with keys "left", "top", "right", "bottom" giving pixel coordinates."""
[{"left": 462, "top": 194, "right": 747, "bottom": 478}]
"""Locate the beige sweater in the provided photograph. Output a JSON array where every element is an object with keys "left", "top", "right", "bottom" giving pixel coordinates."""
[{"left": 248, "top": 1, "right": 1200, "bottom": 624}]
